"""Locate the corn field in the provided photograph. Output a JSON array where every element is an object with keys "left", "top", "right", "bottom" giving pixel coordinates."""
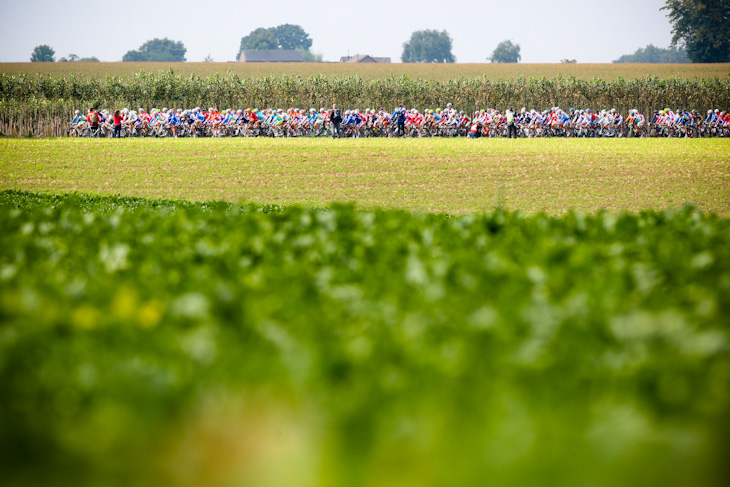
[{"left": 1, "top": 71, "right": 729, "bottom": 136}]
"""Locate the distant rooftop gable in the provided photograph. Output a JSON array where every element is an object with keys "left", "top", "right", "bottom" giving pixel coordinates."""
[
  {"left": 239, "top": 50, "right": 304, "bottom": 62},
  {"left": 340, "top": 54, "right": 391, "bottom": 63}
]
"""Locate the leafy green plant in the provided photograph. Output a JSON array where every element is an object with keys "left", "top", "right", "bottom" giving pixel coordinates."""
[{"left": 1, "top": 190, "right": 728, "bottom": 487}]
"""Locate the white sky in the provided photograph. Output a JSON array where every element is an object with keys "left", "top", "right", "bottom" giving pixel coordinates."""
[{"left": 0, "top": 0, "right": 675, "bottom": 63}]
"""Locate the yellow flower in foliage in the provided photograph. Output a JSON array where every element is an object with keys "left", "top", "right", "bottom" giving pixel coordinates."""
[
  {"left": 111, "top": 286, "right": 138, "bottom": 321},
  {"left": 72, "top": 304, "right": 100, "bottom": 330},
  {"left": 137, "top": 300, "right": 164, "bottom": 329}
]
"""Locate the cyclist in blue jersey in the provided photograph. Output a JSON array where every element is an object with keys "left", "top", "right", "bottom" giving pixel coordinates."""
[
  {"left": 169, "top": 109, "right": 180, "bottom": 127},
  {"left": 71, "top": 110, "right": 86, "bottom": 125},
  {"left": 678, "top": 110, "right": 692, "bottom": 137},
  {"left": 306, "top": 108, "right": 322, "bottom": 135}
]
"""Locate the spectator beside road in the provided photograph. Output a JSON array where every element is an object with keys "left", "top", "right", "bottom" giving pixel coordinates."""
[
  {"left": 330, "top": 104, "right": 342, "bottom": 138},
  {"left": 506, "top": 108, "right": 517, "bottom": 138},
  {"left": 392, "top": 104, "right": 406, "bottom": 136},
  {"left": 113, "top": 109, "right": 123, "bottom": 138}
]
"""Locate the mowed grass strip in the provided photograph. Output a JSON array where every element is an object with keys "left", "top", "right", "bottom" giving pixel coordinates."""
[
  {"left": 1, "top": 138, "right": 728, "bottom": 215},
  {"left": 2, "top": 62, "right": 729, "bottom": 81}
]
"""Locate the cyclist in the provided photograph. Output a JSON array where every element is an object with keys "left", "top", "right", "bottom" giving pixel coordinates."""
[
  {"left": 304, "top": 108, "right": 319, "bottom": 135},
  {"left": 87, "top": 108, "right": 101, "bottom": 137},
  {"left": 70, "top": 110, "right": 86, "bottom": 135},
  {"left": 168, "top": 109, "right": 182, "bottom": 136}
]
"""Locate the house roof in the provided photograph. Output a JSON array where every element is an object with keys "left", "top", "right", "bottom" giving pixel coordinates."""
[
  {"left": 340, "top": 54, "right": 391, "bottom": 63},
  {"left": 239, "top": 50, "right": 304, "bottom": 62}
]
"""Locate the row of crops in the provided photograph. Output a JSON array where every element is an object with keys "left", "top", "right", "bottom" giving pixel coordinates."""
[
  {"left": 1, "top": 190, "right": 729, "bottom": 486},
  {"left": 1, "top": 71, "right": 729, "bottom": 136}
]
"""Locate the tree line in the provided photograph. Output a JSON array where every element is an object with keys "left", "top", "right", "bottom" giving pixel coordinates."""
[{"left": 28, "top": 1, "right": 729, "bottom": 64}]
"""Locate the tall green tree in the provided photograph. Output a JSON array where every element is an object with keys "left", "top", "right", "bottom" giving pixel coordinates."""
[
  {"left": 401, "top": 30, "right": 455, "bottom": 63},
  {"left": 59, "top": 54, "right": 100, "bottom": 62},
  {"left": 271, "top": 24, "right": 312, "bottom": 51},
  {"left": 662, "top": 0, "right": 730, "bottom": 63},
  {"left": 239, "top": 28, "right": 279, "bottom": 53},
  {"left": 613, "top": 44, "right": 689, "bottom": 63},
  {"left": 488, "top": 40, "right": 521, "bottom": 63},
  {"left": 237, "top": 24, "right": 313, "bottom": 59},
  {"left": 30, "top": 45, "right": 55, "bottom": 62},
  {"left": 122, "top": 38, "right": 186, "bottom": 62}
]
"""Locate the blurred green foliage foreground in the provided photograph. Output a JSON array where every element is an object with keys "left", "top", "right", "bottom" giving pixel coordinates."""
[{"left": 1, "top": 190, "right": 729, "bottom": 487}]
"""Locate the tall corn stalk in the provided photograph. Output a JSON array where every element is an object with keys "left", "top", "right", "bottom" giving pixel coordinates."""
[{"left": 1, "top": 71, "right": 728, "bottom": 136}]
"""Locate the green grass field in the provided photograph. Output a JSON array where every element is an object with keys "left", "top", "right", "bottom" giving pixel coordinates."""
[
  {"left": 2, "top": 62, "right": 729, "bottom": 81},
  {"left": 2, "top": 136, "right": 729, "bottom": 486},
  {"left": 1, "top": 138, "right": 729, "bottom": 216}
]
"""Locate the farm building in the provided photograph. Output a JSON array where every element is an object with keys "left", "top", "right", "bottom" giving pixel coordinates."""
[
  {"left": 238, "top": 50, "right": 304, "bottom": 62},
  {"left": 340, "top": 54, "right": 391, "bottom": 63}
]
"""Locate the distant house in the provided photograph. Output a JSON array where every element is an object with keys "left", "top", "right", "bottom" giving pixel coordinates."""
[
  {"left": 340, "top": 54, "right": 391, "bottom": 63},
  {"left": 238, "top": 50, "right": 304, "bottom": 62}
]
